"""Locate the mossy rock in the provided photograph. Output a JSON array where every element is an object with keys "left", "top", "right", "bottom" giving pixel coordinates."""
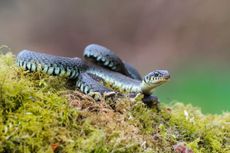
[{"left": 0, "top": 50, "right": 229, "bottom": 153}]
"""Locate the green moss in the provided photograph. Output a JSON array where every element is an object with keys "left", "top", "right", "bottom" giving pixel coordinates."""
[{"left": 0, "top": 51, "right": 229, "bottom": 153}]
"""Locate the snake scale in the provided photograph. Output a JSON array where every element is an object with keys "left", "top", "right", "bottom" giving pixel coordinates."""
[{"left": 16, "top": 44, "right": 170, "bottom": 105}]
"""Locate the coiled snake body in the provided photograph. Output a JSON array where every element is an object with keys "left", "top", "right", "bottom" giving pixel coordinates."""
[{"left": 16, "top": 44, "right": 170, "bottom": 105}]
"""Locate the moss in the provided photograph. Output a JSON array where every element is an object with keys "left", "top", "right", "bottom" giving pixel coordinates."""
[{"left": 0, "top": 51, "right": 229, "bottom": 153}]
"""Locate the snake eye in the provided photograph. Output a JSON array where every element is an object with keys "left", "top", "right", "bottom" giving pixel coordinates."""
[{"left": 154, "top": 72, "right": 160, "bottom": 77}]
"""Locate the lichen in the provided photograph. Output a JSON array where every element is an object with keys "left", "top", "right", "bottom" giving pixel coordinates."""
[{"left": 0, "top": 52, "right": 229, "bottom": 153}]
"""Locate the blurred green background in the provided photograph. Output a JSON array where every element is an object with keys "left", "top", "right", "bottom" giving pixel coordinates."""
[
  {"left": 0, "top": 0, "right": 229, "bottom": 114},
  {"left": 156, "top": 62, "right": 230, "bottom": 113}
]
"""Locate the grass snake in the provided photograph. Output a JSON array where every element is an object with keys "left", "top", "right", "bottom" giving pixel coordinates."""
[{"left": 16, "top": 44, "right": 170, "bottom": 106}]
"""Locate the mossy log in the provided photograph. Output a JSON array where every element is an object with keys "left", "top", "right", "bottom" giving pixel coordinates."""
[{"left": 0, "top": 50, "right": 229, "bottom": 153}]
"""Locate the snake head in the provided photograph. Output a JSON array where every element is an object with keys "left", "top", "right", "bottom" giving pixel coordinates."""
[{"left": 141, "top": 70, "right": 170, "bottom": 94}]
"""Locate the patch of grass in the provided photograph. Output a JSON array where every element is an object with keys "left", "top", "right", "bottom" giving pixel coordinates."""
[{"left": 0, "top": 52, "right": 229, "bottom": 153}]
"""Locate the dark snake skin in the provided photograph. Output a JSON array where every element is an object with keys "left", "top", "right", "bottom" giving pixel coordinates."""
[{"left": 16, "top": 44, "right": 170, "bottom": 104}]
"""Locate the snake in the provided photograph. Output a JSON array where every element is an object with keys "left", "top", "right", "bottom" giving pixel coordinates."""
[{"left": 16, "top": 44, "right": 170, "bottom": 105}]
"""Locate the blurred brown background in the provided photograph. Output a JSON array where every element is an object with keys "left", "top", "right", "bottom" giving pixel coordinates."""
[
  {"left": 0, "top": 0, "right": 230, "bottom": 113},
  {"left": 1, "top": 0, "right": 230, "bottom": 71}
]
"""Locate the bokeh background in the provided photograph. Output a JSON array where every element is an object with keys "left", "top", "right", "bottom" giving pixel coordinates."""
[{"left": 0, "top": 0, "right": 229, "bottom": 113}]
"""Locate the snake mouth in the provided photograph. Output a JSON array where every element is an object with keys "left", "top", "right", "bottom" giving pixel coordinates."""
[
  {"left": 150, "top": 76, "right": 170, "bottom": 83},
  {"left": 164, "top": 75, "right": 170, "bottom": 80},
  {"left": 155, "top": 73, "right": 170, "bottom": 82}
]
